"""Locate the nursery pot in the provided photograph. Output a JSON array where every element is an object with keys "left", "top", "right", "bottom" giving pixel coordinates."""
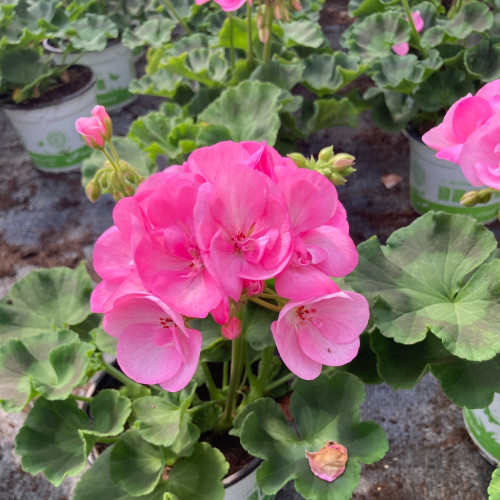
[
  {"left": 85, "top": 366, "right": 266, "bottom": 499},
  {"left": 3, "top": 65, "right": 97, "bottom": 173},
  {"left": 406, "top": 129, "right": 500, "bottom": 223},
  {"left": 43, "top": 39, "right": 136, "bottom": 112},
  {"left": 463, "top": 394, "right": 500, "bottom": 465}
]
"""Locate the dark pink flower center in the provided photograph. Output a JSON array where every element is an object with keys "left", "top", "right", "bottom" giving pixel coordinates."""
[
  {"left": 294, "top": 305, "right": 317, "bottom": 323},
  {"left": 159, "top": 316, "right": 175, "bottom": 328}
]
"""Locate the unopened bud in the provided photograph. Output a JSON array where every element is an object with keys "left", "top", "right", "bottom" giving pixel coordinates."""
[
  {"left": 460, "top": 190, "right": 480, "bottom": 207},
  {"left": 221, "top": 317, "right": 242, "bottom": 340},
  {"left": 305, "top": 441, "right": 348, "bottom": 482},
  {"left": 291, "top": 0, "right": 302, "bottom": 11},
  {"left": 86, "top": 180, "right": 102, "bottom": 203},
  {"left": 258, "top": 26, "right": 269, "bottom": 43},
  {"left": 256, "top": 11, "right": 264, "bottom": 29},
  {"left": 332, "top": 153, "right": 355, "bottom": 172},
  {"left": 318, "top": 146, "right": 334, "bottom": 162},
  {"left": 274, "top": 4, "right": 281, "bottom": 19},
  {"left": 477, "top": 189, "right": 492, "bottom": 204},
  {"left": 287, "top": 152, "right": 308, "bottom": 169}
]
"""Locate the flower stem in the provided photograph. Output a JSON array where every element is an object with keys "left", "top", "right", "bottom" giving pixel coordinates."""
[
  {"left": 69, "top": 394, "right": 93, "bottom": 403},
  {"left": 262, "top": 1, "right": 273, "bottom": 62},
  {"left": 219, "top": 335, "right": 245, "bottom": 430},
  {"left": 202, "top": 362, "right": 220, "bottom": 401},
  {"left": 400, "top": 0, "right": 423, "bottom": 53},
  {"left": 246, "top": 1, "right": 254, "bottom": 68},
  {"left": 102, "top": 148, "right": 119, "bottom": 171},
  {"left": 264, "top": 372, "right": 295, "bottom": 393},
  {"left": 161, "top": 0, "right": 192, "bottom": 34},
  {"left": 101, "top": 360, "right": 143, "bottom": 390},
  {"left": 228, "top": 12, "right": 235, "bottom": 70},
  {"left": 249, "top": 296, "right": 282, "bottom": 312},
  {"left": 107, "top": 140, "right": 121, "bottom": 169}
]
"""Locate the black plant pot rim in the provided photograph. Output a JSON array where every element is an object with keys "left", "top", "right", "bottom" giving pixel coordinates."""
[{"left": 2, "top": 64, "right": 95, "bottom": 111}]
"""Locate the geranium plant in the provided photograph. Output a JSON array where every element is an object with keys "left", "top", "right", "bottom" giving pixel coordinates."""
[
  {"left": 126, "top": 0, "right": 366, "bottom": 159},
  {"left": 341, "top": 0, "right": 500, "bottom": 134},
  {"left": 0, "top": 107, "right": 388, "bottom": 499}
]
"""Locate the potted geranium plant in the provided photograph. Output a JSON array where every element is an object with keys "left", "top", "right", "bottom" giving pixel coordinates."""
[
  {"left": 0, "top": 106, "right": 389, "bottom": 499},
  {"left": 341, "top": 0, "right": 500, "bottom": 221},
  {"left": 0, "top": 38, "right": 97, "bottom": 172}
]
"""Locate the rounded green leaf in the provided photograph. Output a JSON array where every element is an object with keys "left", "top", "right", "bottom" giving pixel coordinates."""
[
  {"left": 304, "top": 97, "right": 359, "bottom": 133},
  {"left": 122, "top": 18, "right": 176, "bottom": 49},
  {"left": 67, "top": 14, "right": 118, "bottom": 52},
  {"left": 110, "top": 429, "right": 165, "bottom": 496},
  {"left": 281, "top": 20, "right": 326, "bottom": 48},
  {"left": 167, "top": 443, "right": 229, "bottom": 500},
  {"left": 342, "top": 12, "right": 410, "bottom": 62},
  {"left": 347, "top": 212, "right": 500, "bottom": 361},
  {"left": 250, "top": 60, "right": 305, "bottom": 91},
  {"left": 489, "top": 467, "right": 500, "bottom": 499},
  {"left": 15, "top": 398, "right": 88, "bottom": 486},
  {"left": 0, "top": 263, "right": 93, "bottom": 345},
  {"left": 465, "top": 40, "right": 500, "bottom": 82},
  {"left": 87, "top": 389, "right": 131, "bottom": 436},
  {"left": 444, "top": 3, "right": 493, "bottom": 39},
  {"left": 199, "top": 81, "right": 284, "bottom": 144}
]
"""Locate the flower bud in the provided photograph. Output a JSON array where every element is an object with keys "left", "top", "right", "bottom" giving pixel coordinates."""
[
  {"left": 86, "top": 180, "right": 102, "bottom": 203},
  {"left": 291, "top": 0, "right": 302, "bottom": 11},
  {"left": 318, "top": 146, "right": 334, "bottom": 162},
  {"left": 258, "top": 26, "right": 269, "bottom": 43},
  {"left": 221, "top": 317, "right": 242, "bottom": 340},
  {"left": 287, "top": 152, "right": 308, "bottom": 169},
  {"left": 256, "top": 11, "right": 264, "bottom": 29},
  {"left": 243, "top": 279, "right": 265, "bottom": 297},
  {"left": 460, "top": 190, "right": 480, "bottom": 207},
  {"left": 332, "top": 153, "right": 355, "bottom": 172},
  {"left": 305, "top": 441, "right": 348, "bottom": 482},
  {"left": 477, "top": 189, "right": 492, "bottom": 204}
]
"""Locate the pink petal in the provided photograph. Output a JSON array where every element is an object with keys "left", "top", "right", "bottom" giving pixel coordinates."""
[
  {"left": 435, "top": 144, "right": 463, "bottom": 164},
  {"left": 452, "top": 97, "right": 492, "bottom": 142},
  {"left": 93, "top": 226, "right": 134, "bottom": 282},
  {"left": 275, "top": 265, "right": 340, "bottom": 300},
  {"left": 392, "top": 43, "right": 409, "bottom": 56},
  {"left": 410, "top": 11, "right": 424, "bottom": 32}
]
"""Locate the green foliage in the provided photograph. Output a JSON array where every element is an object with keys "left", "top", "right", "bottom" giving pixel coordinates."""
[
  {"left": 489, "top": 467, "right": 500, "bottom": 500},
  {"left": 343, "top": 0, "right": 500, "bottom": 130},
  {"left": 236, "top": 372, "right": 388, "bottom": 499}
]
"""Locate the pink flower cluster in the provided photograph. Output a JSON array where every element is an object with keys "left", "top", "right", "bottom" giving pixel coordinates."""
[
  {"left": 92, "top": 141, "right": 369, "bottom": 390},
  {"left": 422, "top": 80, "right": 500, "bottom": 190}
]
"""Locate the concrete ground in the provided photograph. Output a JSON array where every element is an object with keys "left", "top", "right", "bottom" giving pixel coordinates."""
[{"left": 0, "top": 1, "right": 498, "bottom": 498}]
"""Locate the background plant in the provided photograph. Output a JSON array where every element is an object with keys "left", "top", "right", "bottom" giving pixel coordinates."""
[{"left": 341, "top": 0, "right": 500, "bottom": 134}]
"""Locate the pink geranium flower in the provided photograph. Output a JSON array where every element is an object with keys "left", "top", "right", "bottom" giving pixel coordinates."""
[
  {"left": 422, "top": 80, "right": 500, "bottom": 164},
  {"left": 134, "top": 174, "right": 223, "bottom": 318},
  {"left": 271, "top": 291, "right": 369, "bottom": 380},
  {"left": 195, "top": 0, "right": 251, "bottom": 12},
  {"left": 458, "top": 112, "right": 500, "bottom": 189},
  {"left": 75, "top": 105, "right": 111, "bottom": 149},
  {"left": 194, "top": 163, "right": 293, "bottom": 301},
  {"left": 103, "top": 295, "right": 202, "bottom": 391},
  {"left": 274, "top": 167, "right": 358, "bottom": 299},
  {"left": 392, "top": 11, "right": 424, "bottom": 56}
]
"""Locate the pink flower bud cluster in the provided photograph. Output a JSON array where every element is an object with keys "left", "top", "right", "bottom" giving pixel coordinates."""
[
  {"left": 75, "top": 105, "right": 112, "bottom": 150},
  {"left": 92, "top": 141, "right": 369, "bottom": 390},
  {"left": 422, "top": 80, "right": 500, "bottom": 190}
]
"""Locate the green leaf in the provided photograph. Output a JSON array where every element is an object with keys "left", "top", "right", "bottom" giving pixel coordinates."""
[
  {"left": 250, "top": 59, "right": 305, "bottom": 91},
  {"left": 0, "top": 329, "right": 93, "bottom": 412},
  {"left": 129, "top": 69, "right": 183, "bottom": 98},
  {"left": 464, "top": 40, "right": 500, "bottom": 82},
  {"left": 346, "top": 212, "right": 500, "bottom": 361},
  {"left": 0, "top": 263, "right": 93, "bottom": 345},
  {"left": 218, "top": 16, "right": 259, "bottom": 52},
  {"left": 164, "top": 48, "right": 229, "bottom": 88},
  {"left": 199, "top": 81, "right": 284, "bottom": 144},
  {"left": 122, "top": 17, "right": 176, "bottom": 49},
  {"left": 238, "top": 373, "right": 387, "bottom": 498},
  {"left": 243, "top": 301, "right": 276, "bottom": 351},
  {"left": 304, "top": 97, "right": 359, "bottom": 134},
  {"left": 368, "top": 50, "right": 442, "bottom": 93},
  {"left": 412, "top": 68, "right": 475, "bottom": 113},
  {"left": 167, "top": 443, "right": 228, "bottom": 500},
  {"left": 420, "top": 26, "right": 445, "bottom": 48},
  {"left": 347, "top": 0, "right": 398, "bottom": 17},
  {"left": 92, "top": 323, "right": 117, "bottom": 355},
  {"left": 87, "top": 389, "right": 131, "bottom": 436},
  {"left": 110, "top": 429, "right": 165, "bottom": 496},
  {"left": 74, "top": 446, "right": 169, "bottom": 500},
  {"left": 489, "top": 467, "right": 500, "bottom": 499},
  {"left": 444, "top": 3, "right": 494, "bottom": 39},
  {"left": 281, "top": 20, "right": 326, "bottom": 48},
  {"left": 302, "top": 52, "right": 365, "bottom": 97},
  {"left": 67, "top": 14, "right": 118, "bottom": 52},
  {"left": 15, "top": 398, "right": 88, "bottom": 486},
  {"left": 342, "top": 12, "right": 410, "bottom": 62}
]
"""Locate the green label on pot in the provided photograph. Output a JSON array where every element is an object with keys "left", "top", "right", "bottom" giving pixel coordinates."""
[
  {"left": 464, "top": 403, "right": 500, "bottom": 464},
  {"left": 410, "top": 188, "right": 499, "bottom": 224},
  {"left": 97, "top": 88, "right": 133, "bottom": 108},
  {"left": 28, "top": 145, "right": 91, "bottom": 169}
]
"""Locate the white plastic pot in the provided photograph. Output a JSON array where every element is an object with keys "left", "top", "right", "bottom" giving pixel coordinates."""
[
  {"left": 44, "top": 40, "right": 136, "bottom": 112},
  {"left": 3, "top": 65, "right": 97, "bottom": 173},
  {"left": 406, "top": 130, "right": 500, "bottom": 223},
  {"left": 463, "top": 394, "right": 500, "bottom": 465},
  {"left": 223, "top": 458, "right": 268, "bottom": 499}
]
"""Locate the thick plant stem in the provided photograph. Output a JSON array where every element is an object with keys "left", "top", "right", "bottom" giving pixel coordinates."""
[
  {"left": 262, "top": 2, "right": 273, "bottom": 62},
  {"left": 246, "top": 1, "right": 254, "bottom": 67},
  {"left": 69, "top": 394, "right": 93, "bottom": 403},
  {"left": 101, "top": 360, "right": 143, "bottom": 390},
  {"left": 161, "top": 0, "right": 192, "bottom": 34},
  {"left": 228, "top": 12, "right": 235, "bottom": 69},
  {"left": 219, "top": 335, "right": 245, "bottom": 430}
]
